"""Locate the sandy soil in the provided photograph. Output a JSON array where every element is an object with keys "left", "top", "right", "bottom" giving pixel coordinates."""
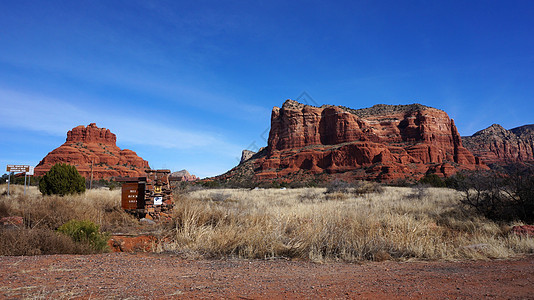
[{"left": 1, "top": 253, "right": 533, "bottom": 299}]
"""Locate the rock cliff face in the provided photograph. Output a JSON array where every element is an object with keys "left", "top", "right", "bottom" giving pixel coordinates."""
[
  {"left": 35, "top": 123, "right": 149, "bottom": 179},
  {"left": 170, "top": 170, "right": 199, "bottom": 181},
  {"left": 220, "top": 100, "right": 486, "bottom": 183},
  {"left": 463, "top": 124, "right": 534, "bottom": 166},
  {"left": 240, "top": 150, "right": 256, "bottom": 164}
]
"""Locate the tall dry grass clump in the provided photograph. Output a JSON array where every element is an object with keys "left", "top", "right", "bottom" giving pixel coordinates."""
[
  {"left": 0, "top": 185, "right": 137, "bottom": 255},
  {"left": 166, "top": 186, "right": 534, "bottom": 262},
  {"left": 0, "top": 186, "right": 136, "bottom": 231}
]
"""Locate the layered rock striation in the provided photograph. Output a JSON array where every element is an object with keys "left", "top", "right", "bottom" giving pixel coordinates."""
[
  {"left": 35, "top": 123, "right": 149, "bottom": 179},
  {"left": 170, "top": 170, "right": 199, "bottom": 181},
  {"left": 463, "top": 124, "right": 534, "bottom": 166},
  {"left": 222, "top": 100, "right": 486, "bottom": 182}
]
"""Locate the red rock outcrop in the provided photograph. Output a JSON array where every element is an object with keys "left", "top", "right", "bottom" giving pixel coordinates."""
[
  {"left": 170, "top": 170, "right": 199, "bottom": 181},
  {"left": 108, "top": 235, "right": 158, "bottom": 252},
  {"left": 512, "top": 225, "right": 534, "bottom": 237},
  {"left": 35, "top": 123, "right": 149, "bottom": 179},
  {"left": 463, "top": 124, "right": 534, "bottom": 166},
  {"left": 220, "top": 100, "right": 487, "bottom": 183}
]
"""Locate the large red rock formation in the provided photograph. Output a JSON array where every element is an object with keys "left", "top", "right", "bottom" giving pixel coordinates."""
[
  {"left": 35, "top": 123, "right": 149, "bottom": 179},
  {"left": 220, "top": 100, "right": 487, "bottom": 183},
  {"left": 463, "top": 124, "right": 534, "bottom": 166}
]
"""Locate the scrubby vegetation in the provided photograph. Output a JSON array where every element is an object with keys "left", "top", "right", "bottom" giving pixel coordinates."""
[
  {"left": 0, "top": 185, "right": 137, "bottom": 255},
  {"left": 452, "top": 167, "right": 534, "bottom": 223},
  {"left": 39, "top": 163, "right": 86, "bottom": 196},
  {"left": 57, "top": 220, "right": 110, "bottom": 252},
  {"left": 2, "top": 173, "right": 533, "bottom": 261},
  {"left": 166, "top": 185, "right": 534, "bottom": 262}
]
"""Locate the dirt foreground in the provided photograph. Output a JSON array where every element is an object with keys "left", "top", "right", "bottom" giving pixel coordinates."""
[{"left": 1, "top": 253, "right": 533, "bottom": 299}]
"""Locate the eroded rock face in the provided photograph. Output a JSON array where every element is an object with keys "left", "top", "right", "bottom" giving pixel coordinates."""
[
  {"left": 35, "top": 123, "right": 149, "bottom": 179},
  {"left": 240, "top": 150, "right": 256, "bottom": 164},
  {"left": 221, "top": 100, "right": 486, "bottom": 183},
  {"left": 170, "top": 170, "right": 199, "bottom": 181},
  {"left": 463, "top": 124, "right": 534, "bottom": 166}
]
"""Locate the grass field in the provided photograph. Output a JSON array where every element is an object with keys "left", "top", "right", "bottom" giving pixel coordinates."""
[
  {"left": 1, "top": 184, "right": 533, "bottom": 261},
  {"left": 167, "top": 186, "right": 534, "bottom": 262}
]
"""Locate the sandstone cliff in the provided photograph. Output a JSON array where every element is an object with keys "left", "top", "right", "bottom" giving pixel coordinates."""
[
  {"left": 170, "top": 170, "right": 199, "bottom": 181},
  {"left": 35, "top": 123, "right": 149, "bottom": 179},
  {"left": 463, "top": 124, "right": 534, "bottom": 166},
  {"left": 220, "top": 100, "right": 486, "bottom": 183}
]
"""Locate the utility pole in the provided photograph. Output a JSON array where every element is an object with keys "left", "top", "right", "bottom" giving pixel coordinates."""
[{"left": 90, "top": 160, "right": 94, "bottom": 189}]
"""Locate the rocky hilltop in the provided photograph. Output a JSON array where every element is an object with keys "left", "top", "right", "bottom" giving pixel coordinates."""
[
  {"left": 35, "top": 123, "right": 149, "bottom": 179},
  {"left": 463, "top": 124, "right": 534, "bottom": 166},
  {"left": 170, "top": 170, "right": 199, "bottom": 181},
  {"left": 220, "top": 100, "right": 487, "bottom": 183}
]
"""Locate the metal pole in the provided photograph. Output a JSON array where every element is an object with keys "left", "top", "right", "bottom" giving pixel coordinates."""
[
  {"left": 24, "top": 172, "right": 27, "bottom": 195},
  {"left": 90, "top": 160, "right": 93, "bottom": 189},
  {"left": 7, "top": 172, "right": 11, "bottom": 197}
]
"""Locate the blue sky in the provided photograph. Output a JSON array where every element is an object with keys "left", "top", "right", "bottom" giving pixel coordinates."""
[{"left": 1, "top": 0, "right": 533, "bottom": 178}]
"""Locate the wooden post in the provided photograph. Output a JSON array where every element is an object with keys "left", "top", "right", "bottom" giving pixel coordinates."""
[{"left": 90, "top": 160, "right": 94, "bottom": 189}]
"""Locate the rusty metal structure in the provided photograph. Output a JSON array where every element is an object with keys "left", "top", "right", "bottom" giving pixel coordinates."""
[{"left": 116, "top": 169, "right": 177, "bottom": 220}]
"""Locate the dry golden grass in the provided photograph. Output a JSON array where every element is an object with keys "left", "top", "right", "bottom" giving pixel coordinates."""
[
  {"left": 2, "top": 184, "right": 533, "bottom": 261},
  {"left": 0, "top": 185, "right": 137, "bottom": 255},
  {"left": 0, "top": 185, "right": 137, "bottom": 232},
  {"left": 166, "top": 186, "right": 534, "bottom": 262}
]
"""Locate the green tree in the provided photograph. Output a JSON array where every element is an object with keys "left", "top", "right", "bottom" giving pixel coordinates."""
[
  {"left": 419, "top": 174, "right": 445, "bottom": 187},
  {"left": 39, "top": 163, "right": 86, "bottom": 196}
]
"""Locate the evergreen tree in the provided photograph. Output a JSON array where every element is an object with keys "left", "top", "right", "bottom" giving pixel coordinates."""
[{"left": 39, "top": 163, "right": 86, "bottom": 196}]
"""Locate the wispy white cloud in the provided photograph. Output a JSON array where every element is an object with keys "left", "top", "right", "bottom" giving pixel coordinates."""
[
  {"left": 0, "top": 88, "right": 242, "bottom": 155},
  {"left": 0, "top": 89, "right": 89, "bottom": 136}
]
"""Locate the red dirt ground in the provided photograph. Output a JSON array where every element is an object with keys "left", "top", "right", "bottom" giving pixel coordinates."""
[{"left": 1, "top": 253, "right": 533, "bottom": 299}]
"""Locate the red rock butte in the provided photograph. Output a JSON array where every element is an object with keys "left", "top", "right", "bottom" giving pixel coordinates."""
[
  {"left": 35, "top": 123, "right": 149, "bottom": 179},
  {"left": 220, "top": 100, "right": 488, "bottom": 183}
]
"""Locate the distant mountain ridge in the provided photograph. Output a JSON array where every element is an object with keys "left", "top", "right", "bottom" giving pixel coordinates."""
[{"left": 463, "top": 124, "right": 534, "bottom": 166}]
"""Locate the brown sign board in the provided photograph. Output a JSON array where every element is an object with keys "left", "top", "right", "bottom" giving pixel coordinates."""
[
  {"left": 6, "top": 165, "right": 30, "bottom": 173},
  {"left": 121, "top": 182, "right": 145, "bottom": 210}
]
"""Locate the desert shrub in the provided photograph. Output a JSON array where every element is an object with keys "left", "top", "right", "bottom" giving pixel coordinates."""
[
  {"left": 299, "top": 189, "right": 322, "bottom": 202},
  {"left": 0, "top": 173, "right": 8, "bottom": 184},
  {"left": 419, "top": 174, "right": 446, "bottom": 187},
  {"left": 325, "top": 179, "right": 352, "bottom": 194},
  {"left": 39, "top": 163, "right": 86, "bottom": 196},
  {"left": 0, "top": 200, "right": 9, "bottom": 217},
  {"left": 407, "top": 184, "right": 429, "bottom": 200},
  {"left": 0, "top": 228, "right": 92, "bottom": 256},
  {"left": 353, "top": 180, "right": 384, "bottom": 195},
  {"left": 210, "top": 191, "right": 230, "bottom": 202},
  {"left": 454, "top": 169, "right": 534, "bottom": 223},
  {"left": 57, "top": 220, "right": 109, "bottom": 253},
  {"left": 199, "top": 180, "right": 222, "bottom": 188},
  {"left": 325, "top": 179, "right": 383, "bottom": 196}
]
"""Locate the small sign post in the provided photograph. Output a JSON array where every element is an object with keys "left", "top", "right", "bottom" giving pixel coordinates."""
[
  {"left": 6, "top": 165, "right": 31, "bottom": 197},
  {"left": 24, "top": 167, "right": 34, "bottom": 195},
  {"left": 7, "top": 172, "right": 11, "bottom": 197}
]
